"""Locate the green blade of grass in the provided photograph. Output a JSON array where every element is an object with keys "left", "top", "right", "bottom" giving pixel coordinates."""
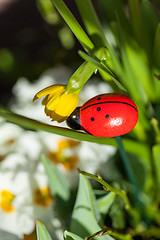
[
  {"left": 75, "top": 0, "right": 107, "bottom": 48},
  {"left": 0, "top": 107, "right": 150, "bottom": 160},
  {"left": 50, "top": 0, "right": 94, "bottom": 52}
]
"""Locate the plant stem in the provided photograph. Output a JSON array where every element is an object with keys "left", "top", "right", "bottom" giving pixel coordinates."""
[
  {"left": 116, "top": 136, "right": 140, "bottom": 195},
  {"left": 116, "top": 136, "right": 150, "bottom": 225},
  {"left": 78, "top": 170, "right": 130, "bottom": 209},
  {"left": 0, "top": 107, "right": 150, "bottom": 159},
  {"left": 50, "top": 0, "right": 94, "bottom": 52},
  {"left": 78, "top": 169, "right": 139, "bottom": 222}
]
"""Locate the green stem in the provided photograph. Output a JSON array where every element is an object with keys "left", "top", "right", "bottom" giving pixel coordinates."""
[
  {"left": 50, "top": 0, "right": 94, "bottom": 52},
  {"left": 78, "top": 170, "right": 130, "bottom": 209},
  {"left": 78, "top": 169, "right": 139, "bottom": 222},
  {"left": 0, "top": 107, "right": 149, "bottom": 158},
  {"left": 75, "top": 0, "right": 107, "bottom": 48},
  {"left": 116, "top": 136, "right": 151, "bottom": 225},
  {"left": 116, "top": 136, "right": 140, "bottom": 194}
]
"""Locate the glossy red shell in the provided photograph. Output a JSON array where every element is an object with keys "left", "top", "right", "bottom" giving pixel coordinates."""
[{"left": 80, "top": 93, "right": 138, "bottom": 137}]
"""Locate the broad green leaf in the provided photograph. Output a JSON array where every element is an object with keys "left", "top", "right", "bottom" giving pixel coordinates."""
[
  {"left": 36, "top": 220, "right": 52, "bottom": 240},
  {"left": 70, "top": 174, "right": 114, "bottom": 240},
  {"left": 41, "top": 155, "right": 70, "bottom": 217},
  {"left": 97, "top": 192, "right": 116, "bottom": 215},
  {"left": 64, "top": 231, "right": 84, "bottom": 240},
  {"left": 41, "top": 155, "right": 70, "bottom": 201}
]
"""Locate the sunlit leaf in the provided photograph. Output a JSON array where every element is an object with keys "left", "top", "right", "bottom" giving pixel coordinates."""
[
  {"left": 41, "top": 155, "right": 70, "bottom": 217},
  {"left": 97, "top": 192, "right": 116, "bottom": 215},
  {"left": 64, "top": 231, "right": 84, "bottom": 240},
  {"left": 36, "top": 220, "right": 52, "bottom": 240},
  {"left": 70, "top": 174, "right": 114, "bottom": 240},
  {"left": 66, "top": 61, "right": 96, "bottom": 94}
]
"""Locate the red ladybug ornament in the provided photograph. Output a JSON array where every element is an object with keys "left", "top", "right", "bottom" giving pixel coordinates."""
[{"left": 66, "top": 93, "right": 138, "bottom": 137}]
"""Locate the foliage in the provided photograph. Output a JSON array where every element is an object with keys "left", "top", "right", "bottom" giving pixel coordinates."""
[{"left": 0, "top": 0, "right": 160, "bottom": 239}]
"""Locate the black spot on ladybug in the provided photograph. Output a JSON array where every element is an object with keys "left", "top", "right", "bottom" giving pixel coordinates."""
[
  {"left": 97, "top": 97, "right": 101, "bottom": 100},
  {"left": 91, "top": 117, "right": 95, "bottom": 121},
  {"left": 105, "top": 114, "right": 109, "bottom": 118},
  {"left": 97, "top": 107, "right": 101, "bottom": 111}
]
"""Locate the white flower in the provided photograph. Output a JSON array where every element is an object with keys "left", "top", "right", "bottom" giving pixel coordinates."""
[
  {"left": 0, "top": 153, "right": 55, "bottom": 238},
  {"left": 0, "top": 121, "right": 22, "bottom": 156},
  {"left": 11, "top": 66, "right": 72, "bottom": 122},
  {"left": 0, "top": 66, "right": 117, "bottom": 239}
]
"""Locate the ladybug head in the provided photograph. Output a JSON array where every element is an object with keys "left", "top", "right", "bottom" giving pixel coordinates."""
[{"left": 66, "top": 107, "right": 82, "bottom": 130}]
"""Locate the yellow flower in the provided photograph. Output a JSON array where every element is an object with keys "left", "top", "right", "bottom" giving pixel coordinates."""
[
  {"left": 34, "top": 186, "right": 53, "bottom": 207},
  {"left": 0, "top": 190, "right": 15, "bottom": 213},
  {"left": 33, "top": 84, "right": 81, "bottom": 123},
  {"left": 47, "top": 139, "right": 80, "bottom": 170}
]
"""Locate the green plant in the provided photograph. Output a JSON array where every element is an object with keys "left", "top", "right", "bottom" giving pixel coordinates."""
[{"left": 1, "top": 0, "right": 160, "bottom": 239}]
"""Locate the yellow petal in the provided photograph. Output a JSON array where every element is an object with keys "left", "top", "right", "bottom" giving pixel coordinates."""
[
  {"left": 50, "top": 111, "right": 67, "bottom": 122},
  {"left": 33, "top": 84, "right": 65, "bottom": 102},
  {"left": 46, "top": 88, "right": 65, "bottom": 111},
  {"left": 44, "top": 107, "right": 52, "bottom": 117},
  {"left": 42, "top": 96, "right": 48, "bottom": 105},
  {"left": 55, "top": 92, "right": 79, "bottom": 116}
]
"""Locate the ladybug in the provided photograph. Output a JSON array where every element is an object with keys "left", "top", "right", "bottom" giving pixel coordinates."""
[{"left": 66, "top": 93, "right": 138, "bottom": 137}]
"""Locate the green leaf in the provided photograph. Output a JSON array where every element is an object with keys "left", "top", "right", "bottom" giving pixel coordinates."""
[
  {"left": 66, "top": 61, "right": 96, "bottom": 94},
  {"left": 97, "top": 192, "right": 116, "bottom": 215},
  {"left": 152, "top": 144, "right": 160, "bottom": 193},
  {"left": 41, "top": 155, "right": 70, "bottom": 217},
  {"left": 64, "top": 231, "right": 84, "bottom": 240},
  {"left": 109, "top": 197, "right": 126, "bottom": 230},
  {"left": 75, "top": 0, "right": 107, "bottom": 48},
  {"left": 41, "top": 155, "right": 70, "bottom": 201},
  {"left": 36, "top": 220, "right": 53, "bottom": 240},
  {"left": 78, "top": 51, "right": 125, "bottom": 91},
  {"left": 50, "top": 0, "right": 94, "bottom": 52},
  {"left": 70, "top": 174, "right": 114, "bottom": 240}
]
